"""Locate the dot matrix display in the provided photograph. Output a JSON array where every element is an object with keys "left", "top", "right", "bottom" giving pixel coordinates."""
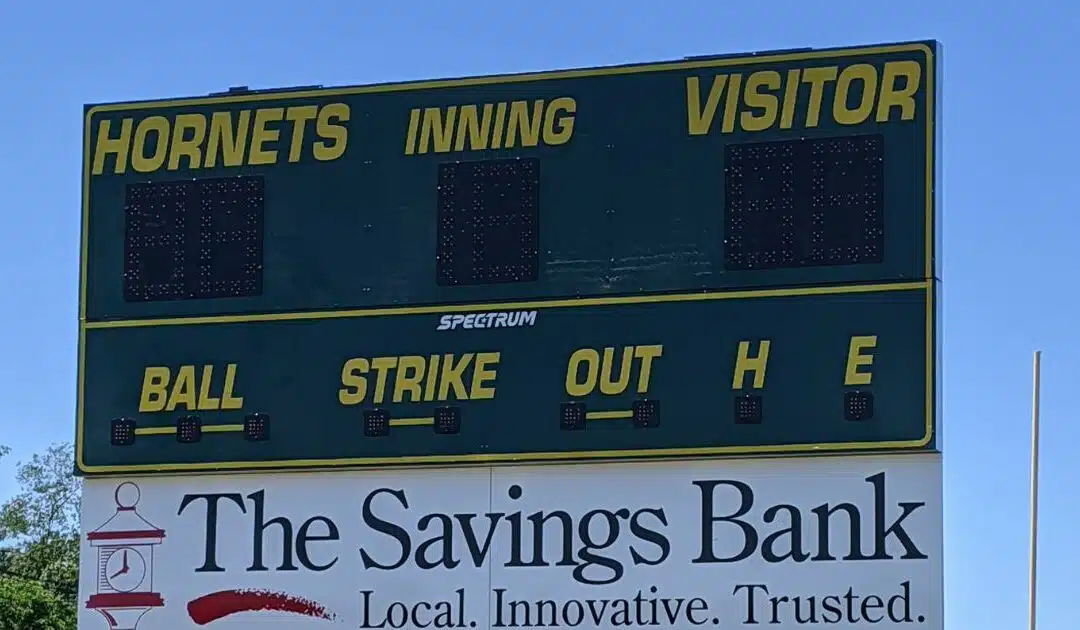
[
  {"left": 122, "top": 176, "right": 264, "bottom": 302},
  {"left": 436, "top": 158, "right": 540, "bottom": 287},
  {"left": 724, "top": 134, "right": 885, "bottom": 272}
]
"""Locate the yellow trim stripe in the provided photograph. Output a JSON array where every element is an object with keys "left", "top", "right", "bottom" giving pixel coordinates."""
[
  {"left": 923, "top": 45, "right": 937, "bottom": 450},
  {"left": 587, "top": 411, "right": 634, "bottom": 420},
  {"left": 82, "top": 437, "right": 935, "bottom": 474},
  {"left": 85, "top": 280, "right": 927, "bottom": 330},
  {"left": 389, "top": 417, "right": 435, "bottom": 427},
  {"left": 132, "top": 427, "right": 175, "bottom": 436},
  {"left": 133, "top": 423, "right": 243, "bottom": 436},
  {"left": 84, "top": 43, "right": 931, "bottom": 116}
]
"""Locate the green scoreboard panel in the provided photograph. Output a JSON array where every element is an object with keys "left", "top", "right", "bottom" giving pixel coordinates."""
[{"left": 76, "top": 40, "right": 941, "bottom": 475}]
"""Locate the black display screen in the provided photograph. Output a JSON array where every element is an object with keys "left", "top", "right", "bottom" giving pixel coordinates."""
[
  {"left": 724, "top": 134, "right": 885, "bottom": 271},
  {"left": 436, "top": 158, "right": 540, "bottom": 286},
  {"left": 122, "top": 176, "right": 264, "bottom": 302}
]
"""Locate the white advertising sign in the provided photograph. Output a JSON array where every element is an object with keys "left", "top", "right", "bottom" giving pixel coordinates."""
[{"left": 78, "top": 454, "right": 942, "bottom": 629}]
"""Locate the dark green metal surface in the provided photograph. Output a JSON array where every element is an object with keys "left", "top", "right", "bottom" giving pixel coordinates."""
[{"left": 77, "top": 40, "right": 940, "bottom": 474}]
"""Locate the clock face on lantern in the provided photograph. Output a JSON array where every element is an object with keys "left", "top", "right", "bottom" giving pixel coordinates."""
[{"left": 104, "top": 547, "right": 146, "bottom": 593}]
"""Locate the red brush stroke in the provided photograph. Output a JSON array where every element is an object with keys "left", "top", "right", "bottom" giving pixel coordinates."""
[{"left": 187, "top": 589, "right": 336, "bottom": 625}]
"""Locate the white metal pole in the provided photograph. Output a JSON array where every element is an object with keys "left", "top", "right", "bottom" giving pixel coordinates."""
[{"left": 1028, "top": 350, "right": 1042, "bottom": 630}]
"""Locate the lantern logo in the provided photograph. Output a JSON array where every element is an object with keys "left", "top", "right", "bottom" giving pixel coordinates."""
[
  {"left": 85, "top": 482, "right": 165, "bottom": 630},
  {"left": 84, "top": 481, "right": 339, "bottom": 627}
]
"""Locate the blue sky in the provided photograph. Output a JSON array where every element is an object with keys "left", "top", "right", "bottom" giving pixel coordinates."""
[{"left": 0, "top": 1, "right": 1076, "bottom": 628}]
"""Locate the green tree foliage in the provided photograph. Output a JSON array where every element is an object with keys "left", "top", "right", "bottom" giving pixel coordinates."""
[
  {"left": 0, "top": 443, "right": 80, "bottom": 630},
  {"left": 0, "top": 577, "right": 75, "bottom": 630}
]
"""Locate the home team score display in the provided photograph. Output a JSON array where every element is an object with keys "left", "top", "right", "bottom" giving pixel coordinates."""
[{"left": 77, "top": 41, "right": 941, "bottom": 475}]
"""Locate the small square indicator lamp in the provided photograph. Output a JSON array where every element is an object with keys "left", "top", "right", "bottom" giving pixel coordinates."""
[
  {"left": 110, "top": 418, "right": 136, "bottom": 446},
  {"left": 734, "top": 395, "right": 763, "bottom": 425},
  {"left": 364, "top": 409, "right": 390, "bottom": 437},
  {"left": 632, "top": 399, "right": 659, "bottom": 428},
  {"left": 244, "top": 413, "right": 270, "bottom": 441},
  {"left": 845, "top": 391, "right": 874, "bottom": 422},
  {"left": 177, "top": 415, "right": 202, "bottom": 443},
  {"left": 434, "top": 407, "right": 461, "bottom": 435},
  {"left": 560, "top": 402, "right": 586, "bottom": 431}
]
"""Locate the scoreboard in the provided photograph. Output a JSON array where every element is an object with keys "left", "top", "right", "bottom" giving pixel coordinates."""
[{"left": 76, "top": 41, "right": 941, "bottom": 475}]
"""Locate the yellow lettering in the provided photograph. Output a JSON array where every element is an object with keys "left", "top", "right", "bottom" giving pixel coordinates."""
[
  {"left": 90, "top": 61, "right": 923, "bottom": 176},
  {"left": 138, "top": 367, "right": 170, "bottom": 413},
  {"left": 249, "top": 108, "right": 283, "bottom": 165},
  {"left": 686, "top": 75, "right": 727, "bottom": 135},
  {"left": 197, "top": 365, "right": 220, "bottom": 411},
  {"left": 419, "top": 106, "right": 456, "bottom": 154},
  {"left": 92, "top": 118, "right": 133, "bottom": 175},
  {"left": 491, "top": 102, "right": 508, "bottom": 149},
  {"left": 801, "top": 66, "right": 839, "bottom": 128},
  {"left": 721, "top": 73, "right": 742, "bottom": 133},
  {"left": 165, "top": 365, "right": 197, "bottom": 411},
  {"left": 338, "top": 358, "right": 370, "bottom": 405},
  {"left": 404, "top": 108, "right": 421, "bottom": 155},
  {"left": 138, "top": 364, "right": 243, "bottom": 413},
  {"left": 833, "top": 64, "right": 878, "bottom": 125},
  {"left": 877, "top": 61, "right": 921, "bottom": 122},
  {"left": 393, "top": 355, "right": 426, "bottom": 403},
  {"left": 370, "top": 357, "right": 398, "bottom": 405},
  {"left": 285, "top": 105, "right": 318, "bottom": 163},
  {"left": 470, "top": 352, "right": 500, "bottom": 400},
  {"left": 505, "top": 100, "right": 543, "bottom": 148},
  {"left": 565, "top": 348, "right": 600, "bottom": 397},
  {"left": 542, "top": 97, "right": 576, "bottom": 145},
  {"left": 206, "top": 111, "right": 250, "bottom": 168},
  {"left": 220, "top": 363, "right": 244, "bottom": 410},
  {"left": 779, "top": 69, "right": 801, "bottom": 129},
  {"left": 565, "top": 345, "right": 663, "bottom": 396},
  {"left": 599, "top": 347, "right": 632, "bottom": 395},
  {"left": 437, "top": 353, "right": 472, "bottom": 400},
  {"left": 423, "top": 355, "right": 440, "bottom": 401},
  {"left": 340, "top": 353, "right": 499, "bottom": 405},
  {"left": 687, "top": 60, "right": 923, "bottom": 134},
  {"left": 845, "top": 335, "right": 877, "bottom": 385},
  {"left": 131, "top": 116, "right": 170, "bottom": 173},
  {"left": 454, "top": 104, "right": 492, "bottom": 152},
  {"left": 408, "top": 98, "right": 575, "bottom": 155},
  {"left": 167, "top": 113, "right": 206, "bottom": 170},
  {"left": 91, "top": 101, "right": 350, "bottom": 175},
  {"left": 732, "top": 340, "right": 770, "bottom": 389},
  {"left": 314, "top": 103, "right": 350, "bottom": 161},
  {"left": 741, "top": 71, "right": 781, "bottom": 132},
  {"left": 633, "top": 345, "right": 663, "bottom": 393}
]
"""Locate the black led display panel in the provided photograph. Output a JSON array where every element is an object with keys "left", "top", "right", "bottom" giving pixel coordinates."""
[
  {"left": 123, "top": 176, "right": 264, "bottom": 302},
  {"left": 725, "top": 134, "right": 885, "bottom": 271},
  {"left": 436, "top": 158, "right": 540, "bottom": 286}
]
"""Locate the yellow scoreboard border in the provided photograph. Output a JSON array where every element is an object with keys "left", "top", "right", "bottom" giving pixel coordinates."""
[{"left": 76, "top": 42, "right": 938, "bottom": 475}]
